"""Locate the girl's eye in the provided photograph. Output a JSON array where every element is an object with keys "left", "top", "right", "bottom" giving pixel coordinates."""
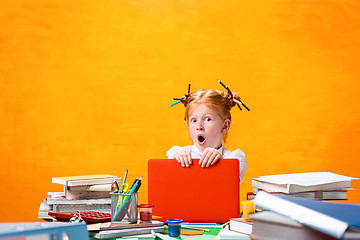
[
  {"left": 205, "top": 117, "right": 211, "bottom": 122},
  {"left": 190, "top": 118, "right": 197, "bottom": 123}
]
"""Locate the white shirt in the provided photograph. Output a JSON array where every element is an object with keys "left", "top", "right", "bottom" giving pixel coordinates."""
[{"left": 166, "top": 145, "right": 247, "bottom": 182}]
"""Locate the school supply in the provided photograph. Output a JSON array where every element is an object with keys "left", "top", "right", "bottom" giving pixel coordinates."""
[
  {"left": 252, "top": 172, "right": 355, "bottom": 194},
  {"left": 88, "top": 220, "right": 165, "bottom": 239},
  {"left": 217, "top": 79, "right": 250, "bottom": 111},
  {"left": 148, "top": 159, "right": 240, "bottom": 223},
  {"left": 0, "top": 222, "right": 88, "bottom": 240},
  {"left": 65, "top": 185, "right": 114, "bottom": 200},
  {"left": 112, "top": 175, "right": 143, "bottom": 222},
  {"left": 250, "top": 211, "right": 337, "bottom": 240},
  {"left": 48, "top": 211, "right": 111, "bottom": 223},
  {"left": 254, "top": 191, "right": 360, "bottom": 239},
  {"left": 253, "top": 188, "right": 350, "bottom": 200},
  {"left": 228, "top": 218, "right": 253, "bottom": 235},
  {"left": 215, "top": 225, "right": 251, "bottom": 240},
  {"left": 52, "top": 174, "right": 122, "bottom": 187},
  {"left": 38, "top": 174, "right": 120, "bottom": 221},
  {"left": 111, "top": 192, "right": 138, "bottom": 223}
]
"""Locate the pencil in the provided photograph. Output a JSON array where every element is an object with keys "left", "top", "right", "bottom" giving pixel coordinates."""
[{"left": 169, "top": 100, "right": 181, "bottom": 107}]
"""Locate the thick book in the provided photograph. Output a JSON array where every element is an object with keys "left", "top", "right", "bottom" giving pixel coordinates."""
[
  {"left": 65, "top": 185, "right": 113, "bottom": 200},
  {"left": 229, "top": 218, "right": 252, "bottom": 235},
  {"left": 52, "top": 174, "right": 121, "bottom": 187},
  {"left": 253, "top": 188, "right": 349, "bottom": 200},
  {"left": 252, "top": 172, "right": 355, "bottom": 194},
  {"left": 254, "top": 191, "right": 360, "bottom": 239},
  {"left": 250, "top": 211, "right": 338, "bottom": 240}
]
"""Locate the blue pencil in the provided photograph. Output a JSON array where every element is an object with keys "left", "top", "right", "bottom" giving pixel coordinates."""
[{"left": 169, "top": 100, "right": 181, "bottom": 108}]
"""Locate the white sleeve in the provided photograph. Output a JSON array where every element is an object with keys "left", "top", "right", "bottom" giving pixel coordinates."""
[
  {"left": 166, "top": 145, "right": 193, "bottom": 159},
  {"left": 229, "top": 149, "right": 247, "bottom": 182},
  {"left": 166, "top": 146, "right": 181, "bottom": 159}
]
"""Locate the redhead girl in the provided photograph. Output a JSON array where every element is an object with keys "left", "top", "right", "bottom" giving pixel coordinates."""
[{"left": 167, "top": 86, "right": 247, "bottom": 182}]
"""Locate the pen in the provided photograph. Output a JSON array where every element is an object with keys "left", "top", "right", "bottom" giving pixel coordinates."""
[
  {"left": 181, "top": 226, "right": 210, "bottom": 232},
  {"left": 187, "top": 83, "right": 191, "bottom": 95},
  {"left": 120, "top": 169, "right": 128, "bottom": 193}
]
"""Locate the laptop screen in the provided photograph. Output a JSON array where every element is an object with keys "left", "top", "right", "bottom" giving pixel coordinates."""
[{"left": 148, "top": 159, "right": 240, "bottom": 223}]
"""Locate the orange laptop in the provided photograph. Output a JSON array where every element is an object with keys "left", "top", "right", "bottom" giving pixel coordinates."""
[{"left": 148, "top": 159, "right": 240, "bottom": 223}]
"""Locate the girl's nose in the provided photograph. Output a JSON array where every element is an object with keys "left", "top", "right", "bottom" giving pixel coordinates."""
[{"left": 196, "top": 124, "right": 204, "bottom": 131}]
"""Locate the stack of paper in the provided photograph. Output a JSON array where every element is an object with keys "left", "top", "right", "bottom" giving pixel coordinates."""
[{"left": 252, "top": 172, "right": 356, "bottom": 200}]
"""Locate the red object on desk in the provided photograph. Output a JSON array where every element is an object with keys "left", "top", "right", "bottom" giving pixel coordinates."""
[
  {"left": 48, "top": 211, "right": 111, "bottom": 223},
  {"left": 148, "top": 159, "right": 240, "bottom": 223}
]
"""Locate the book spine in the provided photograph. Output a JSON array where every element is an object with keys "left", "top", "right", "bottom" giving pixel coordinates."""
[{"left": 254, "top": 191, "right": 348, "bottom": 239}]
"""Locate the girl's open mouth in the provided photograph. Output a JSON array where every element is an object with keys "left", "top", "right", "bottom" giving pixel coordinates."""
[{"left": 198, "top": 135, "right": 206, "bottom": 145}]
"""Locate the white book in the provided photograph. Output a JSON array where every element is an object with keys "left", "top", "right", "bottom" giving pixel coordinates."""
[
  {"left": 216, "top": 225, "right": 250, "bottom": 239},
  {"left": 47, "top": 198, "right": 111, "bottom": 205},
  {"left": 92, "top": 226, "right": 164, "bottom": 239},
  {"left": 253, "top": 188, "right": 350, "bottom": 200},
  {"left": 252, "top": 172, "right": 355, "bottom": 193},
  {"left": 52, "top": 174, "right": 121, "bottom": 187},
  {"left": 229, "top": 218, "right": 252, "bottom": 235}
]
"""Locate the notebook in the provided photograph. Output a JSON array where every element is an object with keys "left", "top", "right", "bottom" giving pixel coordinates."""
[{"left": 148, "top": 159, "right": 240, "bottom": 223}]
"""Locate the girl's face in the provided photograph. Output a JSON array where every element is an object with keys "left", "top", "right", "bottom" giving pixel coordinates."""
[{"left": 187, "top": 103, "right": 230, "bottom": 152}]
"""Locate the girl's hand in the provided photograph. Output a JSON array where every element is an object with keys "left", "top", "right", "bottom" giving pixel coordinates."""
[
  {"left": 199, "top": 148, "right": 222, "bottom": 167},
  {"left": 174, "top": 149, "right": 192, "bottom": 167}
]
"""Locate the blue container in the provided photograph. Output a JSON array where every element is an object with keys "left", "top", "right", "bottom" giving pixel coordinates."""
[{"left": 166, "top": 219, "right": 183, "bottom": 238}]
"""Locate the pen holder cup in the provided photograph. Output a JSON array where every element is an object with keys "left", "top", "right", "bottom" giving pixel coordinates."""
[{"left": 111, "top": 192, "right": 138, "bottom": 223}]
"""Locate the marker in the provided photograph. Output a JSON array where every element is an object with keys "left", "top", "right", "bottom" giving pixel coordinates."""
[
  {"left": 173, "top": 98, "right": 183, "bottom": 101},
  {"left": 169, "top": 100, "right": 181, "bottom": 108},
  {"left": 134, "top": 176, "right": 142, "bottom": 192},
  {"left": 114, "top": 180, "right": 120, "bottom": 192},
  {"left": 130, "top": 176, "right": 139, "bottom": 189},
  {"left": 187, "top": 83, "right": 191, "bottom": 95}
]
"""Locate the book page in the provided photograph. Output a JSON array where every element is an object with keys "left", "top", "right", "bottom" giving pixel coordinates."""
[{"left": 253, "top": 172, "right": 355, "bottom": 186}]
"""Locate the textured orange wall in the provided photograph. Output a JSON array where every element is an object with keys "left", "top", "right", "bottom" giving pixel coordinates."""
[{"left": 1, "top": 0, "right": 360, "bottom": 222}]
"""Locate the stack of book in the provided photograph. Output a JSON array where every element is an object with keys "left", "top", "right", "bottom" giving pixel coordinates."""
[
  {"left": 251, "top": 172, "right": 356, "bottom": 200},
  {"left": 87, "top": 220, "right": 164, "bottom": 239},
  {"left": 251, "top": 191, "right": 360, "bottom": 240},
  {"left": 38, "top": 174, "right": 121, "bottom": 221}
]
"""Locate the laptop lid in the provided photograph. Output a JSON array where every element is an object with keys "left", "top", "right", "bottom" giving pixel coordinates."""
[{"left": 148, "top": 159, "right": 240, "bottom": 223}]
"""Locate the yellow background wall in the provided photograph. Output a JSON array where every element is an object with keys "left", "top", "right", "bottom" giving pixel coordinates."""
[{"left": 1, "top": 0, "right": 360, "bottom": 222}]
